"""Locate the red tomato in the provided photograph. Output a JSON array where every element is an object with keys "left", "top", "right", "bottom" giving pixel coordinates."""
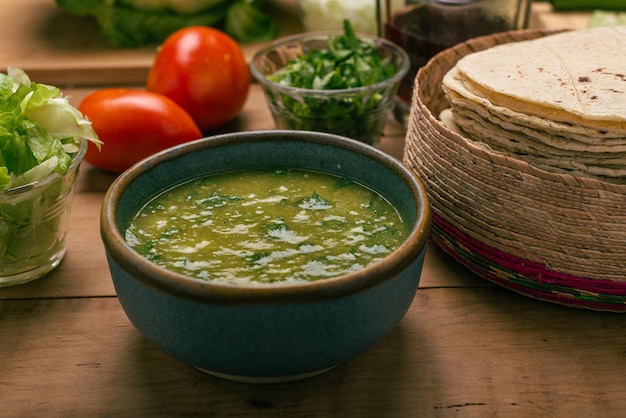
[
  {"left": 79, "top": 89, "right": 202, "bottom": 173},
  {"left": 146, "top": 26, "right": 250, "bottom": 132}
]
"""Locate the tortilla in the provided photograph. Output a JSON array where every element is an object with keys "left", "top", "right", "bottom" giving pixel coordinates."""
[
  {"left": 444, "top": 66, "right": 626, "bottom": 142},
  {"left": 453, "top": 26, "right": 626, "bottom": 127},
  {"left": 441, "top": 26, "right": 626, "bottom": 182}
]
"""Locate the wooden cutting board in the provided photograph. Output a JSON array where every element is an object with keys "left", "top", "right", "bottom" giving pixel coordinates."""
[
  {"left": 0, "top": 0, "right": 302, "bottom": 87},
  {"left": 0, "top": 1, "right": 588, "bottom": 88}
]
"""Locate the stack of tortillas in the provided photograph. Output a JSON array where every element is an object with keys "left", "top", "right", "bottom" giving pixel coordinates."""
[
  {"left": 441, "top": 26, "right": 626, "bottom": 182},
  {"left": 404, "top": 27, "right": 626, "bottom": 311}
]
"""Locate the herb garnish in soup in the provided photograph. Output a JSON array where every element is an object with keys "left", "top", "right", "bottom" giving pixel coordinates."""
[{"left": 125, "top": 169, "right": 408, "bottom": 285}]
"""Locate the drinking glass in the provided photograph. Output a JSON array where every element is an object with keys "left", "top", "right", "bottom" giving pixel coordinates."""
[
  {"left": 0, "top": 141, "right": 86, "bottom": 286},
  {"left": 381, "top": 0, "right": 532, "bottom": 124}
]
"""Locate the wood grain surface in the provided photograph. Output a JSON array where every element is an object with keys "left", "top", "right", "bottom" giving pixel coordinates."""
[
  {"left": 3, "top": 3, "right": 622, "bottom": 417},
  {"left": 0, "top": 0, "right": 302, "bottom": 86}
]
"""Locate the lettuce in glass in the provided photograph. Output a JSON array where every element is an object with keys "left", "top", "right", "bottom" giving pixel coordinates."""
[{"left": 0, "top": 68, "right": 100, "bottom": 284}]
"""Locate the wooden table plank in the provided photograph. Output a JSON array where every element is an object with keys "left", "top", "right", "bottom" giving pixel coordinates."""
[{"left": 2, "top": 288, "right": 625, "bottom": 417}]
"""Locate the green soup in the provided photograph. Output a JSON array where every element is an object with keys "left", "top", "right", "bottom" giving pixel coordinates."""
[{"left": 125, "top": 169, "right": 409, "bottom": 285}]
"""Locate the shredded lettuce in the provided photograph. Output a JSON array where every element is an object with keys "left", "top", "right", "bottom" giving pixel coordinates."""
[{"left": 0, "top": 68, "right": 99, "bottom": 190}]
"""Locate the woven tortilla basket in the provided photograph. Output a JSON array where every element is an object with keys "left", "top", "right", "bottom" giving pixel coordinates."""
[{"left": 404, "top": 28, "right": 626, "bottom": 312}]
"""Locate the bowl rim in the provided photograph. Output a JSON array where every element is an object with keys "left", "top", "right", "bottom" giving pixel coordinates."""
[
  {"left": 249, "top": 30, "right": 411, "bottom": 96},
  {"left": 101, "top": 130, "right": 431, "bottom": 304}
]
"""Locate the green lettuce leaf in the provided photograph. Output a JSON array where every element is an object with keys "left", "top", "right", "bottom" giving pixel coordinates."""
[
  {"left": 0, "top": 68, "right": 99, "bottom": 190},
  {"left": 225, "top": 0, "right": 278, "bottom": 42},
  {"left": 55, "top": 0, "right": 277, "bottom": 47}
]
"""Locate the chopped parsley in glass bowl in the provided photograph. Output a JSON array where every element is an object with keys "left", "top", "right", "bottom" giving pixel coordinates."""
[{"left": 250, "top": 21, "right": 409, "bottom": 147}]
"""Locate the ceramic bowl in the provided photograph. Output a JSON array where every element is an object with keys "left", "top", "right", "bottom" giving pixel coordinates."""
[
  {"left": 100, "top": 130, "right": 431, "bottom": 383},
  {"left": 250, "top": 32, "right": 409, "bottom": 147}
]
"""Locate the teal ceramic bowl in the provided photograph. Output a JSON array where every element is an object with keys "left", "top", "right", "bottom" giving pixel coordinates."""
[{"left": 100, "top": 130, "right": 431, "bottom": 383}]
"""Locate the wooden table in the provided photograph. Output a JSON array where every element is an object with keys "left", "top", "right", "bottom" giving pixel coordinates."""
[{"left": 4, "top": 2, "right": 626, "bottom": 417}]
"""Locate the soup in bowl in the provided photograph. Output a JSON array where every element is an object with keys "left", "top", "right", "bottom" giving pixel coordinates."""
[{"left": 100, "top": 130, "right": 431, "bottom": 383}]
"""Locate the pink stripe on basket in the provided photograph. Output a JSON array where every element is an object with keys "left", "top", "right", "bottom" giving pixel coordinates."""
[{"left": 431, "top": 212, "right": 626, "bottom": 310}]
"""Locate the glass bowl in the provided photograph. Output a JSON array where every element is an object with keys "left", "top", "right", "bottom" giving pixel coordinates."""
[
  {"left": 250, "top": 31, "right": 410, "bottom": 147},
  {"left": 0, "top": 140, "right": 86, "bottom": 286}
]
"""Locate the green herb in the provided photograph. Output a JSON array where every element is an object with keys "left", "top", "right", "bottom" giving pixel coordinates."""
[
  {"left": 269, "top": 20, "right": 394, "bottom": 90},
  {"left": 266, "top": 20, "right": 398, "bottom": 145},
  {"left": 204, "top": 191, "right": 243, "bottom": 208},
  {"left": 333, "top": 177, "right": 353, "bottom": 189},
  {"left": 297, "top": 191, "right": 332, "bottom": 210},
  {"left": 248, "top": 252, "right": 270, "bottom": 263}
]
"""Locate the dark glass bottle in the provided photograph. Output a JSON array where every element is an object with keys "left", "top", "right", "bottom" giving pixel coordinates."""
[{"left": 383, "top": 0, "right": 531, "bottom": 123}]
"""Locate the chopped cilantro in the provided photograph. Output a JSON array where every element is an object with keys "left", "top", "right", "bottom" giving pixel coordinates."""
[
  {"left": 297, "top": 191, "right": 332, "bottom": 210},
  {"left": 265, "top": 20, "right": 399, "bottom": 145}
]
